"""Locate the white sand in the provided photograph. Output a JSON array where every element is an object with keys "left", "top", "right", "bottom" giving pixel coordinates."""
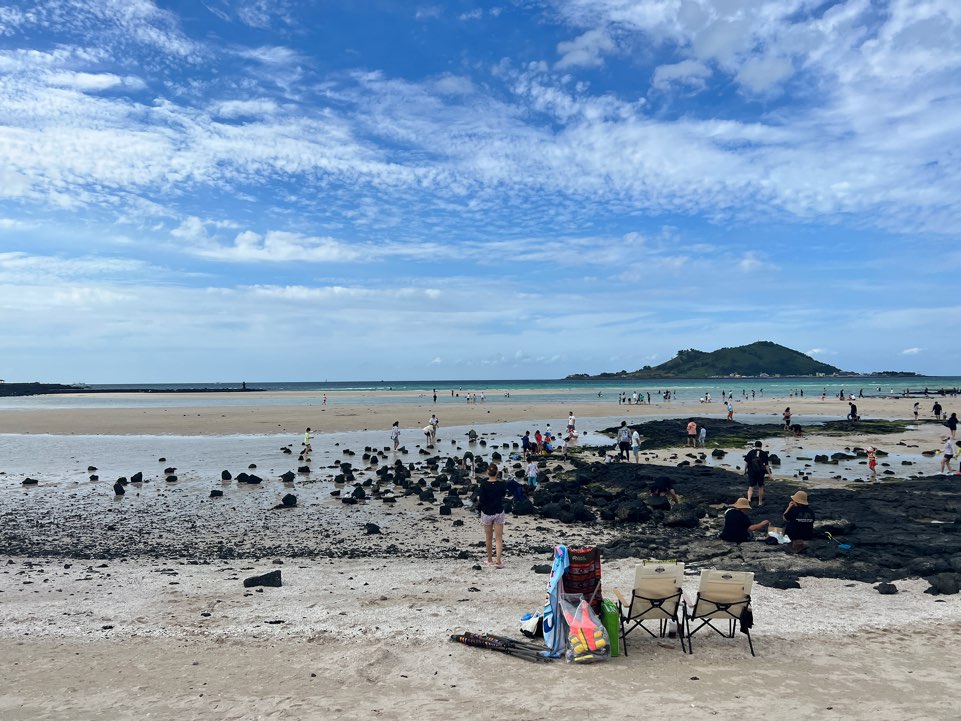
[{"left": 1, "top": 556, "right": 960, "bottom": 720}]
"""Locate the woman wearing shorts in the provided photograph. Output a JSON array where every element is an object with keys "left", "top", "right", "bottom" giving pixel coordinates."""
[{"left": 479, "top": 463, "right": 507, "bottom": 568}]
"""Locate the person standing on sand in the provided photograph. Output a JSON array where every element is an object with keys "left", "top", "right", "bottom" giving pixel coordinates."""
[
  {"left": 567, "top": 411, "right": 576, "bottom": 431},
  {"left": 941, "top": 437, "right": 955, "bottom": 474},
  {"left": 429, "top": 413, "right": 439, "bottom": 440},
  {"left": 390, "top": 421, "right": 400, "bottom": 450},
  {"left": 303, "top": 428, "right": 312, "bottom": 457},
  {"left": 933, "top": 401, "right": 943, "bottom": 420},
  {"left": 631, "top": 428, "right": 642, "bottom": 462},
  {"left": 686, "top": 420, "right": 697, "bottom": 447},
  {"left": 946, "top": 412, "right": 959, "bottom": 440},
  {"left": 743, "top": 441, "right": 771, "bottom": 507},
  {"left": 616, "top": 421, "right": 631, "bottom": 460},
  {"left": 479, "top": 463, "right": 507, "bottom": 568}
]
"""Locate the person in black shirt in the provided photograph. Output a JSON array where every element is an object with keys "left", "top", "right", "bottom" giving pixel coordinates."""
[
  {"left": 478, "top": 463, "right": 507, "bottom": 568},
  {"left": 720, "top": 497, "right": 769, "bottom": 543},
  {"left": 742, "top": 441, "right": 771, "bottom": 507},
  {"left": 650, "top": 475, "right": 680, "bottom": 504},
  {"left": 783, "top": 490, "right": 815, "bottom": 552}
]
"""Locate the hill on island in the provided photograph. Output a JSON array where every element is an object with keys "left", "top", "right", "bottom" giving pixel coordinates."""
[{"left": 567, "top": 341, "right": 843, "bottom": 379}]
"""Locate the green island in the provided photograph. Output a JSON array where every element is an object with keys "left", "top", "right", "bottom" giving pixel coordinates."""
[{"left": 566, "top": 341, "right": 921, "bottom": 380}]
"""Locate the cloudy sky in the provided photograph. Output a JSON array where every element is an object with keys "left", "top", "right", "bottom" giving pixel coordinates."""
[{"left": 1, "top": 0, "right": 959, "bottom": 382}]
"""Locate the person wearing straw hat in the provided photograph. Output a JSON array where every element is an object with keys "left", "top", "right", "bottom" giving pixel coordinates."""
[
  {"left": 719, "top": 497, "right": 769, "bottom": 543},
  {"left": 783, "top": 491, "right": 815, "bottom": 552}
]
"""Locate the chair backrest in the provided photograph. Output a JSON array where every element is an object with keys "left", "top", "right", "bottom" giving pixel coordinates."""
[
  {"left": 691, "top": 570, "right": 753, "bottom": 620},
  {"left": 626, "top": 561, "right": 685, "bottom": 621}
]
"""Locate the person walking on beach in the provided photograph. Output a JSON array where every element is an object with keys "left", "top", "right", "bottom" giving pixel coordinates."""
[
  {"left": 914, "top": 402, "right": 920, "bottom": 422},
  {"left": 946, "top": 412, "right": 959, "bottom": 440},
  {"left": 867, "top": 446, "right": 878, "bottom": 480},
  {"left": 743, "top": 441, "right": 771, "bottom": 507},
  {"left": 616, "top": 421, "right": 631, "bottom": 460},
  {"left": 429, "top": 413, "right": 439, "bottom": 441},
  {"left": 390, "top": 421, "right": 401, "bottom": 450},
  {"left": 303, "top": 428, "right": 312, "bottom": 457},
  {"left": 686, "top": 420, "right": 697, "bottom": 447},
  {"left": 479, "top": 463, "right": 507, "bottom": 568},
  {"left": 933, "top": 401, "right": 943, "bottom": 421},
  {"left": 631, "top": 427, "right": 642, "bottom": 462},
  {"left": 567, "top": 411, "right": 576, "bottom": 431},
  {"left": 848, "top": 401, "right": 859, "bottom": 421},
  {"left": 783, "top": 407, "right": 792, "bottom": 429},
  {"left": 941, "top": 437, "right": 955, "bottom": 474}
]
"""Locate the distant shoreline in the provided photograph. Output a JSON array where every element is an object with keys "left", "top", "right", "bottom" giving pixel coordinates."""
[{"left": 0, "top": 383, "right": 261, "bottom": 397}]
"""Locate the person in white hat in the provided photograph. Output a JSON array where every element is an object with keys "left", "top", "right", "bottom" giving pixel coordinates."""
[{"left": 719, "top": 497, "right": 769, "bottom": 543}]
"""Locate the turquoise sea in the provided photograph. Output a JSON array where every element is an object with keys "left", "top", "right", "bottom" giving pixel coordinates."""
[{"left": 0, "top": 376, "right": 958, "bottom": 410}]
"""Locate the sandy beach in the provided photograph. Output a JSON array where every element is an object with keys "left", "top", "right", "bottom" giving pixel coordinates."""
[
  {"left": 2, "top": 391, "right": 960, "bottom": 720},
  {"left": 0, "top": 390, "right": 944, "bottom": 435}
]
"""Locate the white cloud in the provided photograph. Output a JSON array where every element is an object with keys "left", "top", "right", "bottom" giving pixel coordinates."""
[
  {"left": 415, "top": 6, "right": 443, "bottom": 21},
  {"left": 651, "top": 59, "right": 712, "bottom": 91},
  {"left": 901, "top": 347, "right": 923, "bottom": 355},
  {"left": 459, "top": 10, "right": 483, "bottom": 21},
  {"left": 193, "top": 231, "right": 364, "bottom": 263},
  {"left": 212, "top": 99, "right": 279, "bottom": 118},
  {"left": 555, "top": 28, "right": 616, "bottom": 69}
]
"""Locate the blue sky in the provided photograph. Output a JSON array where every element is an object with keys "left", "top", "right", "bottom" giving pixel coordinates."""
[{"left": 1, "top": 0, "right": 959, "bottom": 382}]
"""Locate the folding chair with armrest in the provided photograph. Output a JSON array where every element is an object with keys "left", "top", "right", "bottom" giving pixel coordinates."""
[
  {"left": 683, "top": 569, "right": 755, "bottom": 656},
  {"left": 612, "top": 561, "right": 686, "bottom": 654}
]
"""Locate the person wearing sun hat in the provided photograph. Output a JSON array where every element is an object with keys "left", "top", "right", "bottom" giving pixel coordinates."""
[
  {"left": 867, "top": 446, "right": 878, "bottom": 480},
  {"left": 719, "top": 497, "right": 769, "bottom": 543},
  {"left": 783, "top": 490, "right": 816, "bottom": 552}
]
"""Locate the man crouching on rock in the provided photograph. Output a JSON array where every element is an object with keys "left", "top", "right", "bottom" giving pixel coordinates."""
[{"left": 720, "top": 497, "right": 769, "bottom": 543}]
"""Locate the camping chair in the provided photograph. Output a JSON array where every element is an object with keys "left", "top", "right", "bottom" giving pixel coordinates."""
[
  {"left": 682, "top": 569, "right": 755, "bottom": 656},
  {"left": 613, "top": 561, "right": 686, "bottom": 654}
]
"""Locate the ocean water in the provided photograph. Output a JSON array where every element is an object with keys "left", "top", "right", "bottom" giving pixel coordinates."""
[{"left": 1, "top": 376, "right": 958, "bottom": 411}]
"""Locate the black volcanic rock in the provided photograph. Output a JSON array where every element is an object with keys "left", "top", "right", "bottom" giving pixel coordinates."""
[{"left": 243, "top": 570, "right": 282, "bottom": 588}]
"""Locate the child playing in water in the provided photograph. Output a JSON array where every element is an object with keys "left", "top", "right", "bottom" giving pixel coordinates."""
[{"left": 867, "top": 446, "right": 877, "bottom": 480}]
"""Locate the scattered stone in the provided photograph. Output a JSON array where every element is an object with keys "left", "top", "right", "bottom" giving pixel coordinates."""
[
  {"left": 210, "top": 490, "right": 224, "bottom": 498},
  {"left": 875, "top": 582, "right": 898, "bottom": 595},
  {"left": 22, "top": 478, "right": 39, "bottom": 486},
  {"left": 243, "top": 570, "right": 282, "bottom": 588},
  {"left": 281, "top": 493, "right": 297, "bottom": 508},
  {"left": 113, "top": 482, "right": 125, "bottom": 496},
  {"left": 365, "top": 523, "right": 381, "bottom": 535},
  {"left": 221, "top": 470, "right": 232, "bottom": 481}
]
